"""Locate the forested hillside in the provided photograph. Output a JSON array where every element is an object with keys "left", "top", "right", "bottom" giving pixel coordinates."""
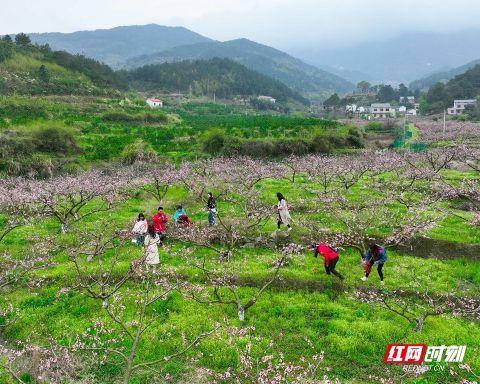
[
  {"left": 0, "top": 34, "right": 125, "bottom": 95},
  {"left": 410, "top": 58, "right": 480, "bottom": 91},
  {"left": 125, "top": 58, "right": 310, "bottom": 104},
  {"left": 425, "top": 64, "right": 480, "bottom": 112},
  {"left": 28, "top": 24, "right": 212, "bottom": 68},
  {"left": 123, "top": 38, "right": 354, "bottom": 97}
]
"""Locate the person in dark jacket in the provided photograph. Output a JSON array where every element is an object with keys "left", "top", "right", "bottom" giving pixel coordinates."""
[
  {"left": 362, "top": 243, "right": 387, "bottom": 284},
  {"left": 314, "top": 242, "right": 345, "bottom": 280},
  {"left": 206, "top": 192, "right": 216, "bottom": 226}
]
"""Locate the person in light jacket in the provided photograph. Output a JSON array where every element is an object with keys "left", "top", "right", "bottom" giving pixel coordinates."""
[
  {"left": 144, "top": 225, "right": 161, "bottom": 273},
  {"left": 276, "top": 192, "right": 292, "bottom": 231},
  {"left": 132, "top": 213, "right": 148, "bottom": 246}
]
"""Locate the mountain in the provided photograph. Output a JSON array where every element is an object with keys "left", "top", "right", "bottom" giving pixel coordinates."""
[
  {"left": 125, "top": 58, "right": 309, "bottom": 105},
  {"left": 28, "top": 24, "right": 212, "bottom": 68},
  {"left": 0, "top": 37, "right": 124, "bottom": 95},
  {"left": 410, "top": 58, "right": 480, "bottom": 91},
  {"left": 290, "top": 30, "right": 480, "bottom": 84},
  {"left": 123, "top": 38, "right": 354, "bottom": 98}
]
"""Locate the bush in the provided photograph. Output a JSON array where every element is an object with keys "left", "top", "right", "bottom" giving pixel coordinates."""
[
  {"left": 102, "top": 111, "right": 137, "bottom": 122},
  {"left": 143, "top": 112, "right": 168, "bottom": 124},
  {"left": 31, "top": 126, "right": 79, "bottom": 154},
  {"left": 201, "top": 129, "right": 226, "bottom": 155},
  {"left": 222, "top": 136, "right": 243, "bottom": 156},
  {"left": 239, "top": 140, "right": 275, "bottom": 157},
  {"left": 120, "top": 139, "right": 158, "bottom": 165},
  {"left": 311, "top": 135, "right": 333, "bottom": 153}
]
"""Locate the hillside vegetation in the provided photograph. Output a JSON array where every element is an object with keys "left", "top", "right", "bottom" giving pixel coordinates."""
[
  {"left": 425, "top": 64, "right": 480, "bottom": 113},
  {"left": 123, "top": 38, "right": 354, "bottom": 98},
  {"left": 125, "top": 58, "right": 309, "bottom": 105},
  {"left": 410, "top": 58, "right": 480, "bottom": 91},
  {"left": 0, "top": 35, "right": 125, "bottom": 95}
]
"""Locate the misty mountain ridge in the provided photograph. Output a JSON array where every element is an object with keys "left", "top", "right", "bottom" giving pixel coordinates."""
[
  {"left": 410, "top": 58, "right": 480, "bottom": 90},
  {"left": 28, "top": 24, "right": 213, "bottom": 68},
  {"left": 290, "top": 29, "right": 480, "bottom": 84}
]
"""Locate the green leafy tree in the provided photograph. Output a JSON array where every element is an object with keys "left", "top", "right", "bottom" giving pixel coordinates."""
[
  {"left": 377, "top": 85, "right": 396, "bottom": 102},
  {"left": 0, "top": 40, "right": 13, "bottom": 62},
  {"left": 357, "top": 81, "right": 371, "bottom": 93},
  {"left": 14, "top": 33, "right": 31, "bottom": 47},
  {"left": 398, "top": 83, "right": 409, "bottom": 98},
  {"left": 324, "top": 93, "right": 341, "bottom": 108}
]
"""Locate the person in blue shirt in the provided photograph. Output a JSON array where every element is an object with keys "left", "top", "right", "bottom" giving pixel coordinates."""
[
  {"left": 361, "top": 243, "right": 387, "bottom": 284},
  {"left": 173, "top": 205, "right": 192, "bottom": 227}
]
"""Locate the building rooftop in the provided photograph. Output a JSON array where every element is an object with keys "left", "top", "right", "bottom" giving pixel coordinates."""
[{"left": 371, "top": 103, "right": 392, "bottom": 108}]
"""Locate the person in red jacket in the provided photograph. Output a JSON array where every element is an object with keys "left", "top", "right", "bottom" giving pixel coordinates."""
[
  {"left": 153, "top": 206, "right": 169, "bottom": 238},
  {"left": 313, "top": 242, "right": 345, "bottom": 280}
]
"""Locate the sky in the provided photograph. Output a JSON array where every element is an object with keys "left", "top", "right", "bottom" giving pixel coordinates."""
[{"left": 1, "top": 0, "right": 480, "bottom": 50}]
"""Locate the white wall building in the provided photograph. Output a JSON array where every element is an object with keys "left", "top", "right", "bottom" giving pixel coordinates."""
[
  {"left": 146, "top": 98, "right": 163, "bottom": 108},
  {"left": 258, "top": 95, "right": 276, "bottom": 103},
  {"left": 371, "top": 103, "right": 395, "bottom": 119},
  {"left": 447, "top": 99, "right": 477, "bottom": 115},
  {"left": 346, "top": 104, "right": 357, "bottom": 112}
]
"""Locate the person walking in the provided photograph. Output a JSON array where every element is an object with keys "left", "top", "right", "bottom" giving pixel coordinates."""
[
  {"left": 314, "top": 242, "right": 345, "bottom": 280},
  {"left": 153, "top": 206, "right": 169, "bottom": 239},
  {"left": 132, "top": 213, "right": 148, "bottom": 246},
  {"left": 276, "top": 192, "right": 292, "bottom": 231},
  {"left": 207, "top": 192, "right": 216, "bottom": 226},
  {"left": 144, "top": 225, "right": 161, "bottom": 273},
  {"left": 362, "top": 243, "right": 387, "bottom": 284}
]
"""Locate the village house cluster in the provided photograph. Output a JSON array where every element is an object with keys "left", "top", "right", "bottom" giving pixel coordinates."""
[{"left": 345, "top": 96, "right": 420, "bottom": 120}]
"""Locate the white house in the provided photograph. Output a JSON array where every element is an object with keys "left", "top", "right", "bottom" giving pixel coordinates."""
[
  {"left": 146, "top": 98, "right": 163, "bottom": 108},
  {"left": 399, "top": 96, "right": 415, "bottom": 104},
  {"left": 258, "top": 95, "right": 276, "bottom": 103},
  {"left": 397, "top": 106, "right": 407, "bottom": 113},
  {"left": 346, "top": 104, "right": 357, "bottom": 113},
  {"left": 447, "top": 99, "right": 477, "bottom": 115},
  {"left": 371, "top": 103, "right": 395, "bottom": 119},
  {"left": 407, "top": 109, "right": 417, "bottom": 116}
]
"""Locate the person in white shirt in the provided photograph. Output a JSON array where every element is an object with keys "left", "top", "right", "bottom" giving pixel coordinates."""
[
  {"left": 276, "top": 192, "right": 292, "bottom": 231},
  {"left": 132, "top": 213, "right": 148, "bottom": 246}
]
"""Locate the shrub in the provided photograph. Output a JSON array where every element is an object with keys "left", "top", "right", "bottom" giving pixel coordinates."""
[
  {"left": 31, "top": 126, "right": 79, "bottom": 154},
  {"left": 222, "top": 136, "right": 243, "bottom": 157},
  {"left": 143, "top": 112, "right": 168, "bottom": 124},
  {"left": 311, "top": 135, "right": 333, "bottom": 153},
  {"left": 120, "top": 139, "right": 158, "bottom": 165},
  {"left": 102, "top": 111, "right": 137, "bottom": 122},
  {"left": 240, "top": 140, "right": 275, "bottom": 157},
  {"left": 364, "top": 122, "right": 384, "bottom": 132},
  {"left": 201, "top": 129, "right": 226, "bottom": 155}
]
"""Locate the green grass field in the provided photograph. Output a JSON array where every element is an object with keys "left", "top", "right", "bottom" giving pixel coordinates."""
[{"left": 1, "top": 167, "right": 479, "bottom": 383}]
